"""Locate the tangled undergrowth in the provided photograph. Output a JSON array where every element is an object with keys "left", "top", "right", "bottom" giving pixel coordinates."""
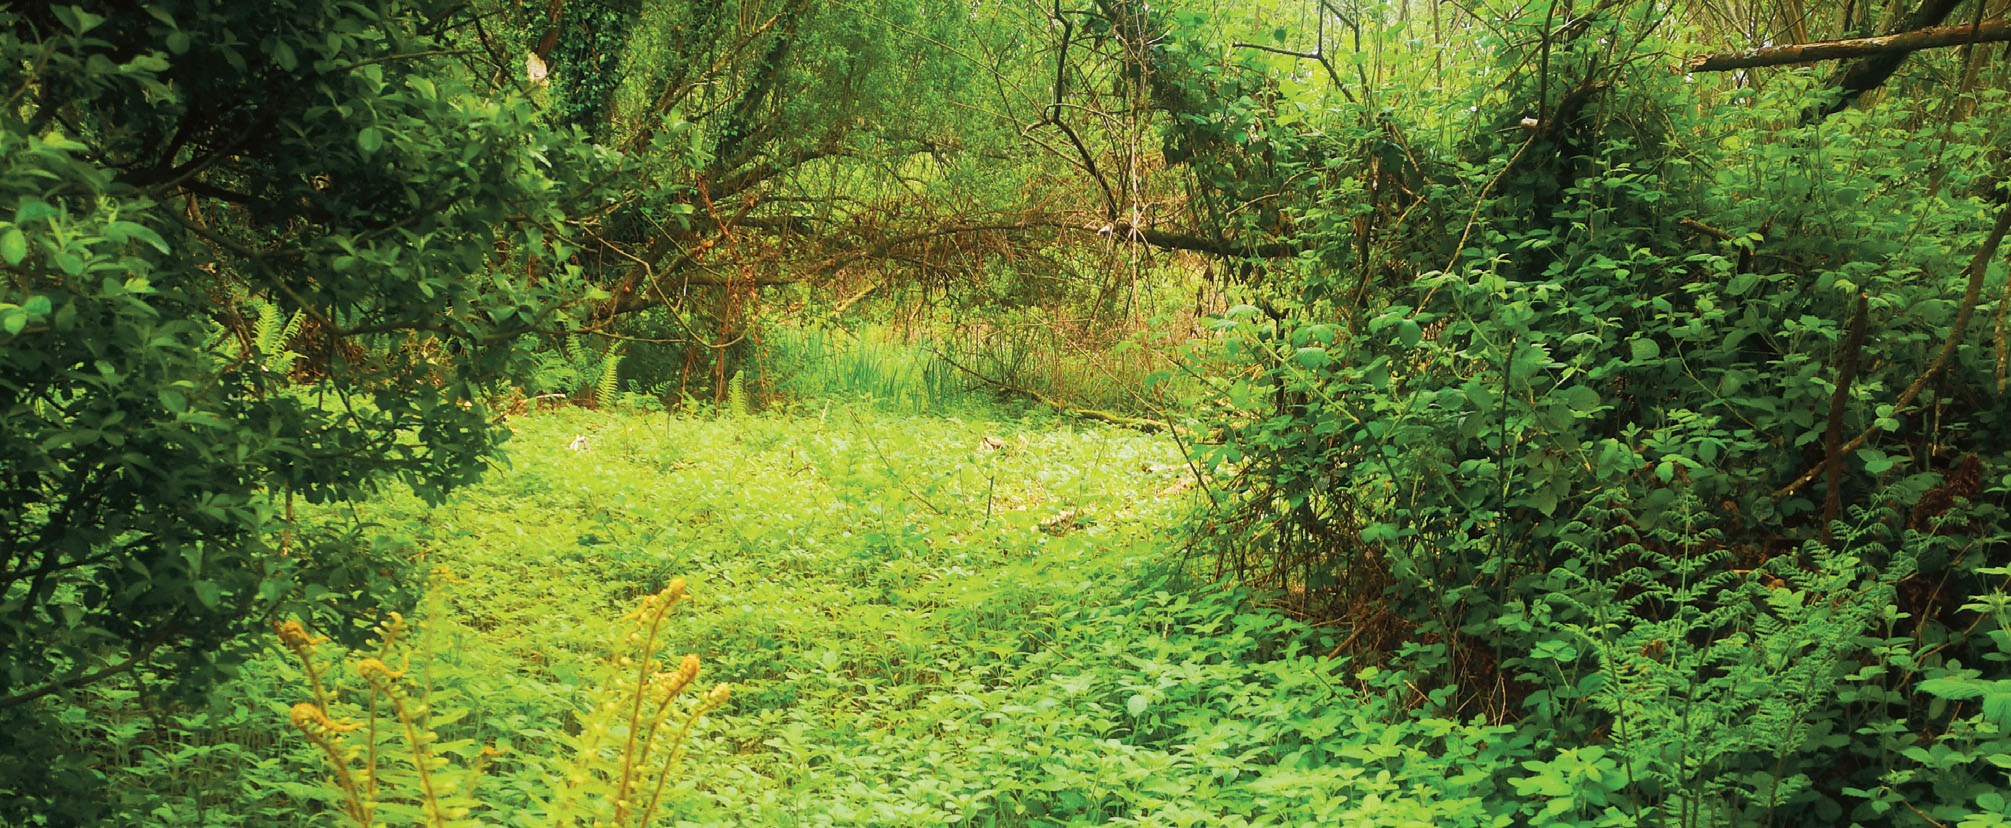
[{"left": 23, "top": 405, "right": 2006, "bottom": 827}]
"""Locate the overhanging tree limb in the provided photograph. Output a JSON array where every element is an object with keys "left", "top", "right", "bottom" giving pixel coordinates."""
[
  {"left": 1099, "top": 224, "right": 1301, "bottom": 259},
  {"left": 0, "top": 632, "right": 169, "bottom": 708},
  {"left": 590, "top": 211, "right": 1300, "bottom": 319},
  {"left": 1686, "top": 18, "right": 2009, "bottom": 72},
  {"left": 1807, "top": 0, "right": 1966, "bottom": 122}
]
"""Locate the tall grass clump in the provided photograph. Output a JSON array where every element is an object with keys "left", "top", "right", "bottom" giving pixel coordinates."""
[
  {"left": 763, "top": 315, "right": 1201, "bottom": 419},
  {"left": 929, "top": 311, "right": 1204, "bottom": 417},
  {"left": 762, "top": 325, "right": 980, "bottom": 413}
]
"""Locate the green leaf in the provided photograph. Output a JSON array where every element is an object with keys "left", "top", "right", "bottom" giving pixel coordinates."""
[
  {"left": 1525, "top": 486, "right": 1558, "bottom": 517},
  {"left": 1630, "top": 338, "right": 1660, "bottom": 361},
  {"left": 357, "top": 127, "right": 384, "bottom": 154},
  {"left": 53, "top": 6, "right": 106, "bottom": 34},
  {"left": 1856, "top": 448, "right": 1897, "bottom": 475},
  {"left": 1126, "top": 695, "right": 1148, "bottom": 717},
  {"left": 1717, "top": 370, "right": 1746, "bottom": 396},
  {"left": 14, "top": 201, "right": 56, "bottom": 225},
  {"left": 192, "top": 581, "right": 222, "bottom": 610},
  {"left": 0, "top": 228, "right": 24, "bottom": 265},
  {"left": 1919, "top": 677, "right": 1985, "bottom": 700},
  {"left": 1562, "top": 385, "right": 1600, "bottom": 413},
  {"left": 1396, "top": 319, "right": 1422, "bottom": 348},
  {"left": 1462, "top": 381, "right": 1495, "bottom": 413},
  {"left": 1982, "top": 690, "right": 2011, "bottom": 727},
  {"left": 105, "top": 221, "right": 169, "bottom": 254}
]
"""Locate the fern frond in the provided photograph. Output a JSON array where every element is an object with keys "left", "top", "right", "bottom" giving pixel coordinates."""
[
  {"left": 625, "top": 378, "right": 677, "bottom": 398},
  {"left": 727, "top": 372, "right": 750, "bottom": 417},
  {"left": 230, "top": 298, "right": 306, "bottom": 381},
  {"left": 268, "top": 310, "right": 306, "bottom": 376},
  {"left": 595, "top": 350, "right": 624, "bottom": 410},
  {"left": 278, "top": 308, "right": 306, "bottom": 346},
  {"left": 252, "top": 299, "right": 284, "bottom": 356}
]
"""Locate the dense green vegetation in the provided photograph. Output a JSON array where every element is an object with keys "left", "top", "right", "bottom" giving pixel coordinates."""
[{"left": 3, "top": 0, "right": 2009, "bottom": 825}]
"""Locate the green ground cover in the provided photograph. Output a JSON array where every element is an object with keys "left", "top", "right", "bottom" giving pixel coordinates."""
[
  {"left": 400, "top": 409, "right": 1533, "bottom": 826},
  {"left": 98, "top": 407, "right": 1541, "bottom": 828}
]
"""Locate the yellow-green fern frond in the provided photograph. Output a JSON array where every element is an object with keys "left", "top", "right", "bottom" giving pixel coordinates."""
[
  {"left": 239, "top": 298, "right": 306, "bottom": 379},
  {"left": 595, "top": 349, "right": 625, "bottom": 410},
  {"left": 727, "top": 372, "right": 750, "bottom": 417}
]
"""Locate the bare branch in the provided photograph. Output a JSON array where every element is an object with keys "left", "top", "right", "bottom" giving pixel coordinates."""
[{"left": 1229, "top": 3, "right": 1357, "bottom": 103}]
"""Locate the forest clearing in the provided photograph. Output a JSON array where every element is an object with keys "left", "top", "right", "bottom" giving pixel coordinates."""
[
  {"left": 4, "top": 0, "right": 2010, "bottom": 826},
  {"left": 154, "top": 407, "right": 1482, "bottom": 827}
]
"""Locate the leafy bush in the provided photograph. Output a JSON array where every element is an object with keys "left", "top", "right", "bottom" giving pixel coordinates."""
[
  {"left": 1165, "top": 2, "right": 2011, "bottom": 824},
  {"left": 0, "top": 1, "right": 607, "bottom": 816}
]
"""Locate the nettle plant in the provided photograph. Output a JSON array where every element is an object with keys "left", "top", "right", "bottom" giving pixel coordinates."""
[{"left": 1875, "top": 558, "right": 2011, "bottom": 828}]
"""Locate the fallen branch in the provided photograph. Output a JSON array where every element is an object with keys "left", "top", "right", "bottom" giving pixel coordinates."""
[
  {"left": 1688, "top": 19, "right": 2007, "bottom": 72},
  {"left": 828, "top": 279, "right": 881, "bottom": 316},
  {"left": 1112, "top": 224, "right": 1301, "bottom": 259},
  {"left": 1678, "top": 217, "right": 1737, "bottom": 242},
  {"left": 924, "top": 345, "right": 1170, "bottom": 432}
]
